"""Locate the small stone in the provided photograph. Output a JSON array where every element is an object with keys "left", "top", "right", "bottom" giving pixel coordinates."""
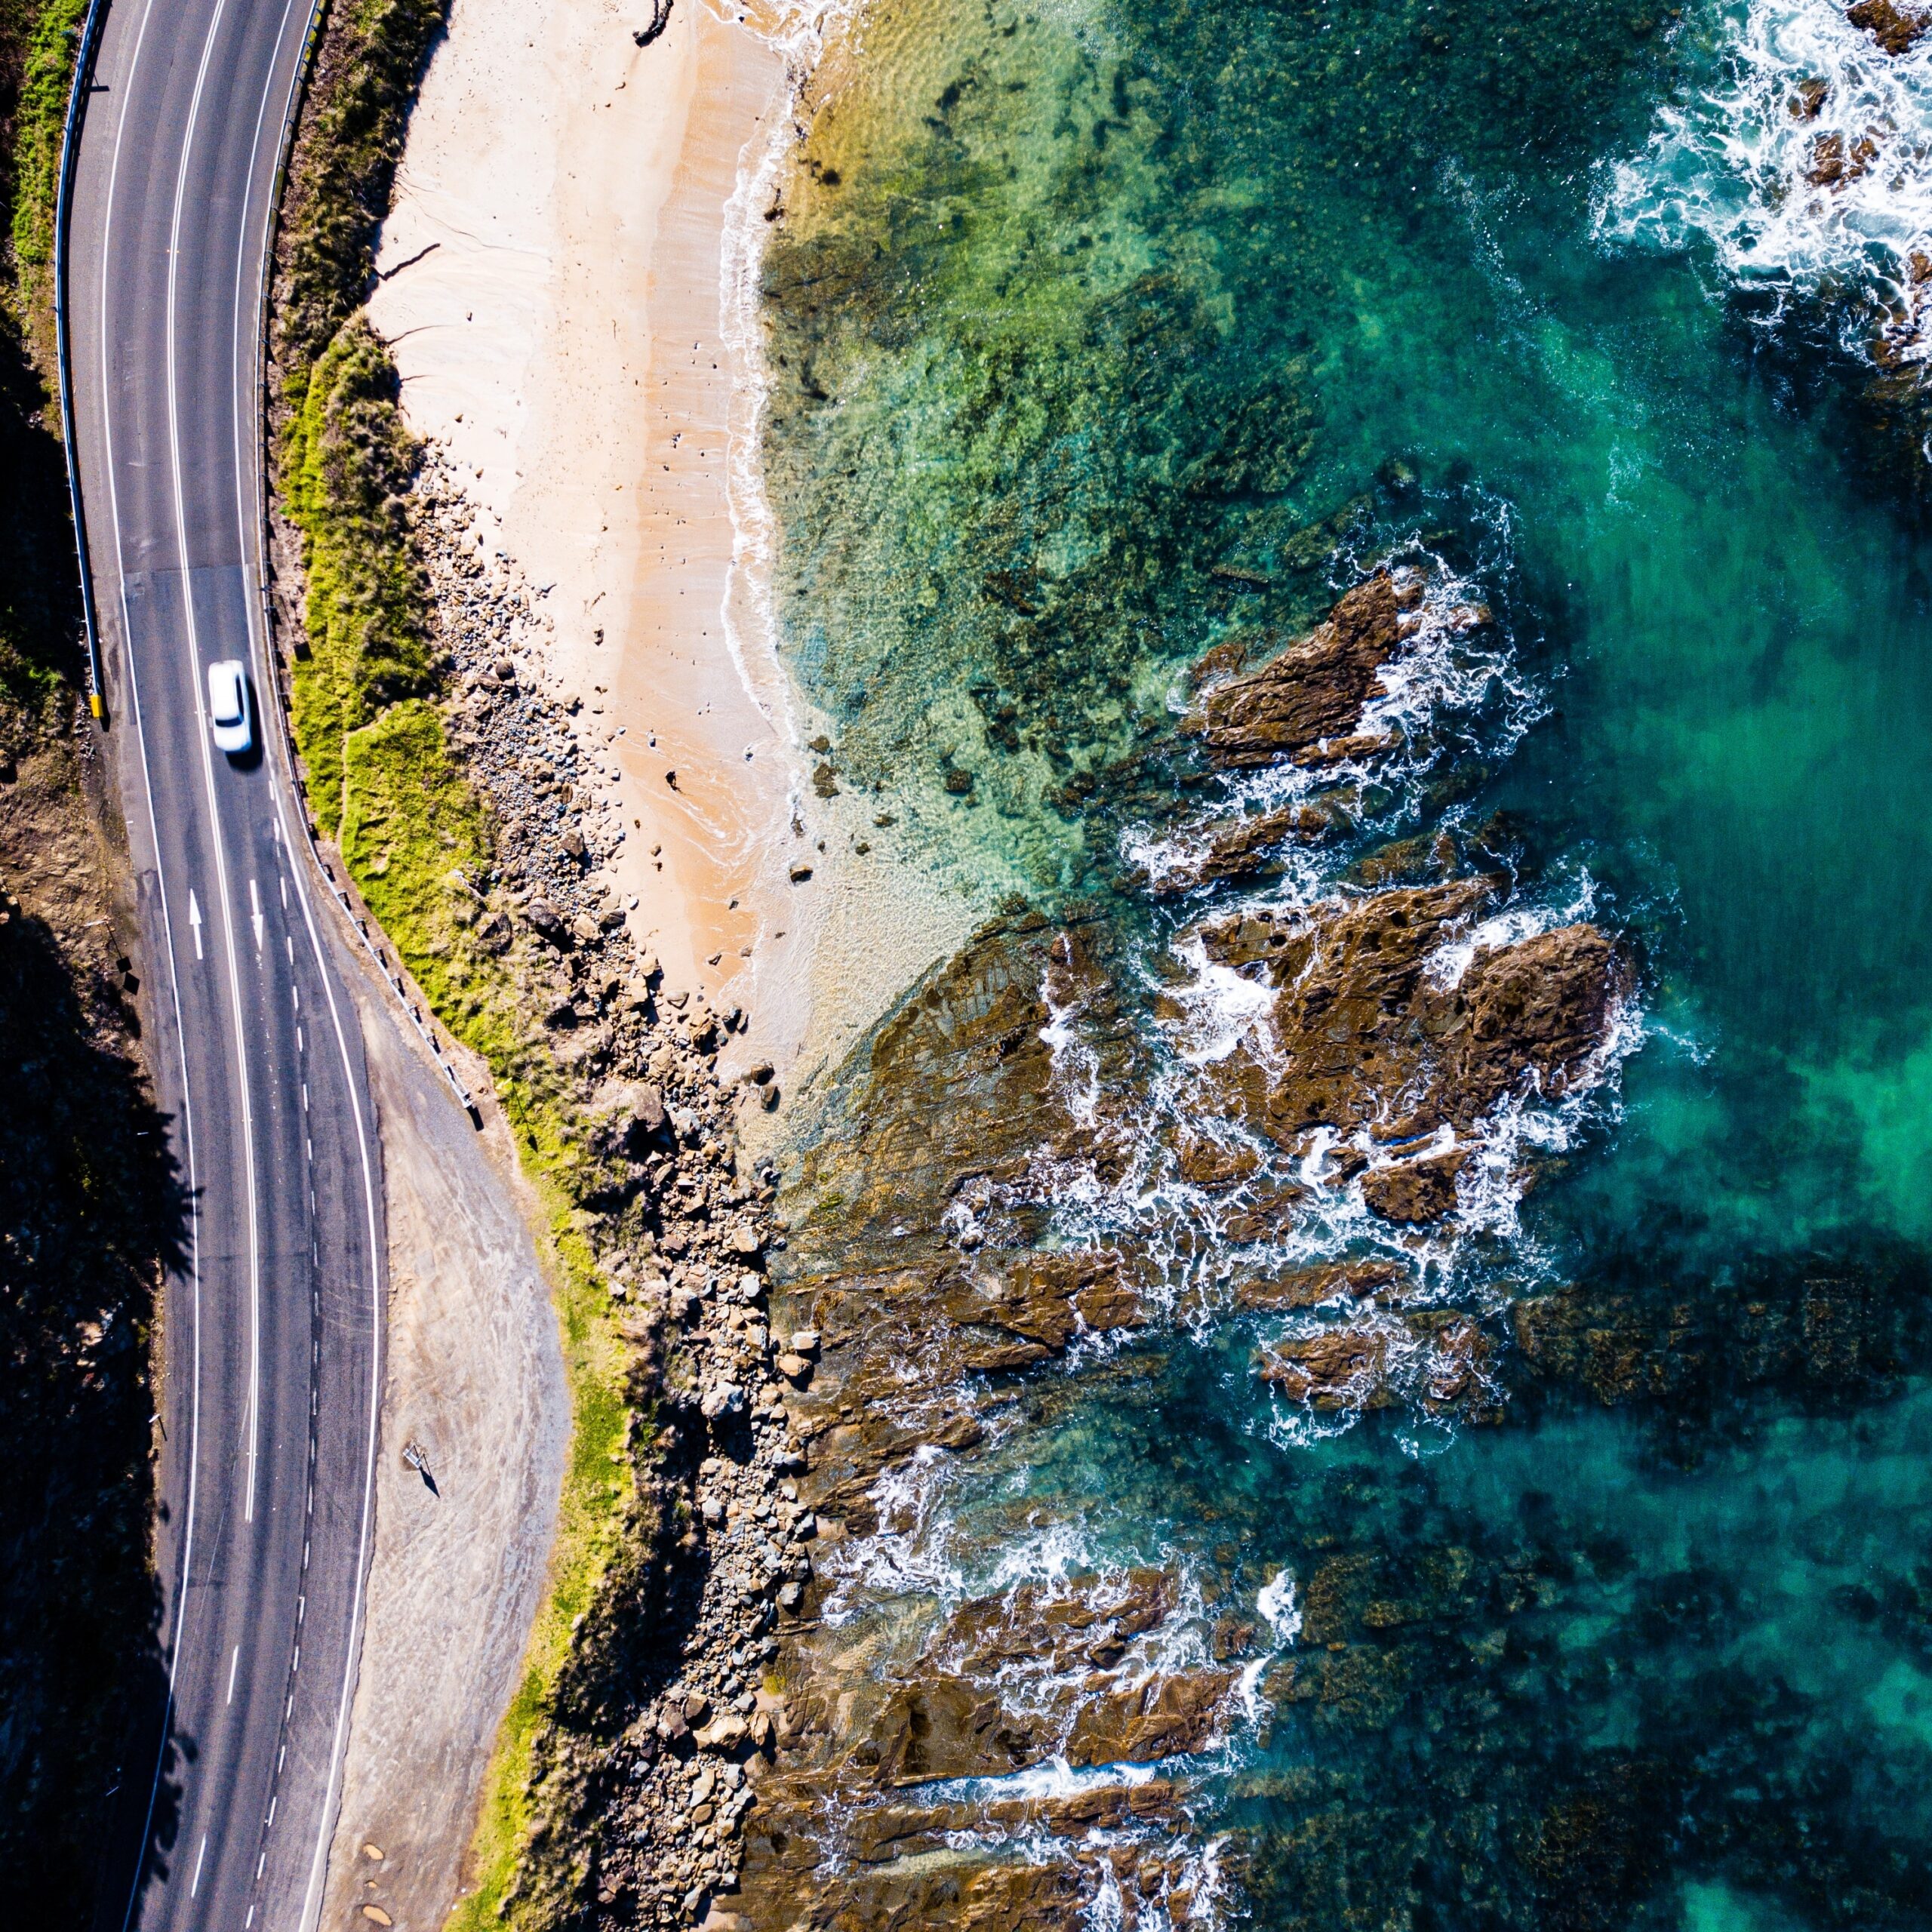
[
  {"left": 728, "top": 1226, "right": 761, "bottom": 1257},
  {"left": 700, "top": 1382, "right": 746, "bottom": 1420},
  {"left": 787, "top": 863, "right": 812, "bottom": 883},
  {"left": 789, "top": 1329, "right": 819, "bottom": 1354},
  {"left": 683, "top": 1692, "right": 713, "bottom": 1728},
  {"left": 743, "top": 1062, "right": 774, "bottom": 1086}
]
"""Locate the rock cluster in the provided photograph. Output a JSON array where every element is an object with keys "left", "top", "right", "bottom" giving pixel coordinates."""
[
  {"left": 715, "top": 565, "right": 1633, "bottom": 1929},
  {"left": 405, "top": 455, "right": 823, "bottom": 1925},
  {"left": 441, "top": 547, "right": 1631, "bottom": 1930}
]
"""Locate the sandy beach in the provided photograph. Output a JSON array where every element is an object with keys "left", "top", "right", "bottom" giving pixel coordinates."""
[{"left": 369, "top": 0, "right": 817, "bottom": 1069}]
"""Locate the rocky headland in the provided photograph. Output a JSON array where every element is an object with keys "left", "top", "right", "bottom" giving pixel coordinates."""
[{"left": 561, "top": 561, "right": 1636, "bottom": 1931}]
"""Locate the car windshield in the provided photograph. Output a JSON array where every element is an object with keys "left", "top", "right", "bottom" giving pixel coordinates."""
[{"left": 211, "top": 674, "right": 242, "bottom": 725}]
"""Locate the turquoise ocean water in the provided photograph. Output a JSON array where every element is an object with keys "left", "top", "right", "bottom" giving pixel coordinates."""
[{"left": 759, "top": 0, "right": 1932, "bottom": 1919}]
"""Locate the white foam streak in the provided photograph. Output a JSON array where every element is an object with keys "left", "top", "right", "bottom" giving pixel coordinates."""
[{"left": 1597, "top": 0, "right": 1932, "bottom": 355}]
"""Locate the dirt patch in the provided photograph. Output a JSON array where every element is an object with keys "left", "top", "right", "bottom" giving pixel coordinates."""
[{"left": 321, "top": 957, "right": 568, "bottom": 1932}]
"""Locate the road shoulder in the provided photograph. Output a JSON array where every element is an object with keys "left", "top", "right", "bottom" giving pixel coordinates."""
[{"left": 322, "top": 953, "right": 569, "bottom": 1932}]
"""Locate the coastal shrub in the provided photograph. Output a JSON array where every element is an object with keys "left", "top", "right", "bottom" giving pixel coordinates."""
[
  {"left": 3, "top": 0, "right": 87, "bottom": 300},
  {"left": 0, "top": 0, "right": 85, "bottom": 701},
  {"left": 285, "top": 313, "right": 432, "bottom": 830}
]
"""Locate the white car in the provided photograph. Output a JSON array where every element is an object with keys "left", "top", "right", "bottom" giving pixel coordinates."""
[{"left": 207, "top": 659, "right": 252, "bottom": 755}]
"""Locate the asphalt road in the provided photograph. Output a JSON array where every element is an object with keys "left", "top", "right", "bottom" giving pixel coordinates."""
[{"left": 63, "top": 2, "right": 389, "bottom": 1927}]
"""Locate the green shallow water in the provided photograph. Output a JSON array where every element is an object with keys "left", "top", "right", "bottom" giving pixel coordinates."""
[{"left": 760, "top": 0, "right": 1932, "bottom": 1918}]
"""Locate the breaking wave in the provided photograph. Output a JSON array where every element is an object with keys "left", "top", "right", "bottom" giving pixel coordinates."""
[{"left": 1595, "top": 0, "right": 1932, "bottom": 357}]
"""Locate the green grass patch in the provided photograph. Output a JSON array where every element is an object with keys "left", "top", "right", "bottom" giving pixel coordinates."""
[
  {"left": 285, "top": 315, "right": 434, "bottom": 833},
  {"left": 5, "top": 0, "right": 87, "bottom": 305}
]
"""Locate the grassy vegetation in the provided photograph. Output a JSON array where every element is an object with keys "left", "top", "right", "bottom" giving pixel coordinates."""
[
  {"left": 281, "top": 328, "right": 648, "bottom": 1920},
  {"left": 5, "top": 0, "right": 83, "bottom": 310},
  {"left": 285, "top": 316, "right": 435, "bottom": 831},
  {"left": 0, "top": 0, "right": 83, "bottom": 703},
  {"left": 272, "top": 9, "right": 659, "bottom": 1920}
]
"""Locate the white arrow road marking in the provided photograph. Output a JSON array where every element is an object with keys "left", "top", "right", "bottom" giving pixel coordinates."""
[
  {"left": 250, "top": 877, "right": 264, "bottom": 954},
  {"left": 187, "top": 890, "right": 203, "bottom": 959}
]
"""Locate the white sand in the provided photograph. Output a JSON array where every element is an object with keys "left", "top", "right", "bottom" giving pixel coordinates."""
[
  {"left": 371, "top": 0, "right": 986, "bottom": 1132},
  {"left": 368, "top": 0, "right": 820, "bottom": 1060}
]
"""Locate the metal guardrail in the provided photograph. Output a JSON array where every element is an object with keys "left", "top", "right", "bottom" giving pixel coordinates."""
[
  {"left": 53, "top": 0, "right": 109, "bottom": 721},
  {"left": 248, "top": 0, "right": 478, "bottom": 1119},
  {"left": 53, "top": 0, "right": 477, "bottom": 1118}
]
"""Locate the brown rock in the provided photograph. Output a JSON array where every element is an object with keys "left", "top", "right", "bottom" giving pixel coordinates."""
[
  {"left": 1231, "top": 1258, "right": 1404, "bottom": 1312},
  {"left": 1185, "top": 568, "right": 1494, "bottom": 769},
  {"left": 1259, "top": 1328, "right": 1395, "bottom": 1411},
  {"left": 1789, "top": 76, "right": 1829, "bottom": 118},
  {"left": 1847, "top": 0, "right": 1929, "bottom": 54},
  {"left": 1192, "top": 881, "right": 1626, "bottom": 1151},
  {"left": 1066, "top": 1669, "right": 1238, "bottom": 1765},
  {"left": 1361, "top": 1145, "right": 1469, "bottom": 1223}
]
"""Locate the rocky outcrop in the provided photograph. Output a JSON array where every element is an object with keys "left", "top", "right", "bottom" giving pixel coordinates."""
[
  {"left": 1184, "top": 566, "right": 1494, "bottom": 768},
  {"left": 541, "top": 555, "right": 1635, "bottom": 1930},
  {"left": 1846, "top": 0, "right": 1929, "bottom": 56},
  {"left": 731, "top": 1565, "right": 1248, "bottom": 1931},
  {"left": 1186, "top": 880, "right": 1626, "bottom": 1158}
]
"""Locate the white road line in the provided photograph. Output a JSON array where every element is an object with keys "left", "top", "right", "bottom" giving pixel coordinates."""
[
  {"left": 165, "top": 0, "right": 265, "bottom": 1541},
  {"left": 190, "top": 1833, "right": 208, "bottom": 1898},
  {"left": 227, "top": 2, "right": 385, "bottom": 1921},
  {"left": 250, "top": 876, "right": 265, "bottom": 953},
  {"left": 98, "top": 8, "right": 205, "bottom": 1927},
  {"left": 226, "top": 1644, "right": 238, "bottom": 1705}
]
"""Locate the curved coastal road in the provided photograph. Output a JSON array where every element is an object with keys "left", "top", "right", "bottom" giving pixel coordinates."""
[{"left": 63, "top": 2, "right": 387, "bottom": 1927}]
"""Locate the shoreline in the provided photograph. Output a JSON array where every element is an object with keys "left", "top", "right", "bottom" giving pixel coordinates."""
[
  {"left": 370, "top": 0, "right": 986, "bottom": 1139},
  {"left": 368, "top": 0, "right": 815, "bottom": 1094}
]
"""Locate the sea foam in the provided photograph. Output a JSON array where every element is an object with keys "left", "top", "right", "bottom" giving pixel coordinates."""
[{"left": 1596, "top": 0, "right": 1932, "bottom": 356}]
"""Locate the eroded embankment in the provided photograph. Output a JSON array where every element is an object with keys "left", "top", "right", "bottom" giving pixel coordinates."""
[{"left": 0, "top": 1, "right": 176, "bottom": 1915}]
